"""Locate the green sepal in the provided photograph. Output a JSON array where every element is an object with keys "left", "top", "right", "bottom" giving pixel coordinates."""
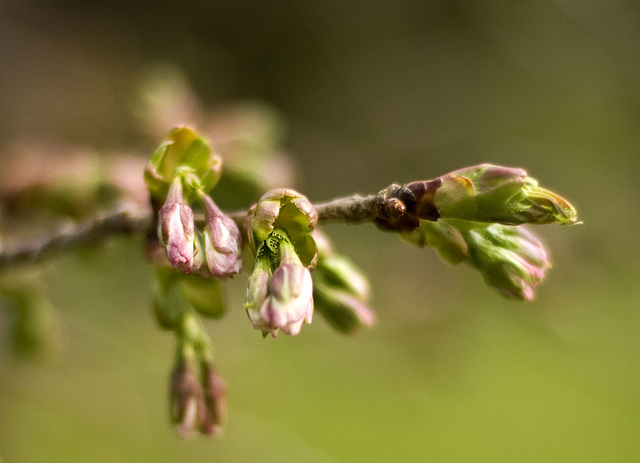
[
  {"left": 179, "top": 274, "right": 226, "bottom": 320},
  {"left": 153, "top": 272, "right": 190, "bottom": 331},
  {"left": 144, "top": 126, "right": 223, "bottom": 203},
  {"left": 248, "top": 189, "right": 318, "bottom": 268}
]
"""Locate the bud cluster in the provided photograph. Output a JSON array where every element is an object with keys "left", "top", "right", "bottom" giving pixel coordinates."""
[
  {"left": 376, "top": 164, "right": 578, "bottom": 230},
  {"left": 139, "top": 128, "right": 579, "bottom": 440},
  {"left": 145, "top": 127, "right": 240, "bottom": 439},
  {"left": 402, "top": 218, "right": 551, "bottom": 301},
  {"left": 312, "top": 229, "right": 376, "bottom": 334},
  {"left": 243, "top": 189, "right": 318, "bottom": 337},
  {"left": 146, "top": 127, "right": 243, "bottom": 280},
  {"left": 170, "top": 341, "right": 227, "bottom": 439}
]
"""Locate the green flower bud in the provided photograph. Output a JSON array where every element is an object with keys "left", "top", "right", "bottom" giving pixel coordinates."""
[
  {"left": 408, "top": 219, "right": 551, "bottom": 301},
  {"left": 244, "top": 255, "right": 271, "bottom": 317},
  {"left": 144, "top": 126, "right": 222, "bottom": 202},
  {"left": 314, "top": 285, "right": 377, "bottom": 334},
  {"left": 244, "top": 188, "right": 318, "bottom": 267},
  {"left": 400, "top": 219, "right": 468, "bottom": 264},
  {"left": 199, "top": 361, "right": 227, "bottom": 437},
  {"left": 431, "top": 164, "right": 578, "bottom": 225},
  {"left": 465, "top": 223, "right": 550, "bottom": 301},
  {"left": 315, "top": 253, "right": 371, "bottom": 301},
  {"left": 152, "top": 276, "right": 190, "bottom": 330},
  {"left": 312, "top": 229, "right": 376, "bottom": 334},
  {"left": 179, "top": 274, "right": 226, "bottom": 320},
  {"left": 0, "top": 281, "right": 64, "bottom": 361}
]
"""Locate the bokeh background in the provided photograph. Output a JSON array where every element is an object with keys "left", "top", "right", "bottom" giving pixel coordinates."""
[{"left": 1, "top": 1, "right": 640, "bottom": 462}]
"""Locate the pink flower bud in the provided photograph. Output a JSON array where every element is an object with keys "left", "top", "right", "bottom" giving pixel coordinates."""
[
  {"left": 199, "top": 362, "right": 227, "bottom": 437},
  {"left": 170, "top": 356, "right": 207, "bottom": 439},
  {"left": 260, "top": 259, "right": 314, "bottom": 336},
  {"left": 245, "top": 240, "right": 314, "bottom": 337},
  {"left": 200, "top": 194, "right": 242, "bottom": 280},
  {"left": 158, "top": 180, "right": 196, "bottom": 273}
]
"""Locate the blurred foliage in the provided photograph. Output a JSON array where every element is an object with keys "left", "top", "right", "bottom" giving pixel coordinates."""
[{"left": 1, "top": 0, "right": 640, "bottom": 461}]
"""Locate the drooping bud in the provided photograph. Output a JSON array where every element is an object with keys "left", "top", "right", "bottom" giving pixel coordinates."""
[
  {"left": 400, "top": 218, "right": 468, "bottom": 264},
  {"left": 158, "top": 179, "right": 196, "bottom": 273},
  {"left": 0, "top": 279, "right": 64, "bottom": 361},
  {"left": 199, "top": 361, "right": 228, "bottom": 436},
  {"left": 152, "top": 269, "right": 190, "bottom": 330},
  {"left": 170, "top": 347, "right": 207, "bottom": 439},
  {"left": 245, "top": 255, "right": 272, "bottom": 333},
  {"left": 260, "top": 239, "right": 314, "bottom": 337},
  {"left": 179, "top": 274, "right": 226, "bottom": 320},
  {"left": 431, "top": 164, "right": 578, "bottom": 225},
  {"left": 246, "top": 238, "right": 314, "bottom": 337},
  {"left": 314, "top": 286, "right": 376, "bottom": 334},
  {"left": 312, "top": 229, "right": 376, "bottom": 334},
  {"left": 465, "top": 223, "right": 550, "bottom": 301},
  {"left": 407, "top": 219, "right": 551, "bottom": 301},
  {"left": 199, "top": 193, "right": 242, "bottom": 280}
]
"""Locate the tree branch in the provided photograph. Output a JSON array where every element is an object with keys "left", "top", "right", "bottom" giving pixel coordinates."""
[
  {"left": 0, "top": 193, "right": 384, "bottom": 270},
  {"left": 0, "top": 208, "right": 153, "bottom": 270}
]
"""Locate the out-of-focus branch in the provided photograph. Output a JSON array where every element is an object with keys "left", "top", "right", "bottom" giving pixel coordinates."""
[
  {"left": 0, "top": 192, "right": 385, "bottom": 270},
  {"left": 0, "top": 208, "right": 152, "bottom": 270}
]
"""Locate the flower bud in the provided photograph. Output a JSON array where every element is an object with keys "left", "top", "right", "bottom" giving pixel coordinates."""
[
  {"left": 408, "top": 219, "right": 551, "bottom": 301},
  {"left": 400, "top": 219, "right": 468, "bottom": 264},
  {"left": 314, "top": 286, "right": 376, "bottom": 334},
  {"left": 245, "top": 188, "right": 318, "bottom": 267},
  {"left": 158, "top": 179, "right": 196, "bottom": 273},
  {"left": 245, "top": 256, "right": 272, "bottom": 332},
  {"left": 466, "top": 224, "right": 550, "bottom": 301},
  {"left": 200, "top": 194, "right": 242, "bottom": 280},
  {"left": 431, "top": 164, "right": 578, "bottom": 225},
  {"left": 170, "top": 349, "right": 207, "bottom": 439},
  {"left": 246, "top": 240, "right": 314, "bottom": 337},
  {"left": 312, "top": 230, "right": 376, "bottom": 334},
  {"left": 144, "top": 126, "right": 222, "bottom": 202},
  {"left": 152, "top": 273, "right": 190, "bottom": 330},
  {"left": 0, "top": 280, "right": 64, "bottom": 361},
  {"left": 199, "top": 361, "right": 227, "bottom": 436},
  {"left": 316, "top": 254, "right": 371, "bottom": 301},
  {"left": 179, "top": 274, "right": 226, "bottom": 320}
]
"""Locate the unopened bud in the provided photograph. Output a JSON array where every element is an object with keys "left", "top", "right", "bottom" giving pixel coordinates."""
[
  {"left": 314, "top": 284, "right": 376, "bottom": 334},
  {"left": 245, "top": 256, "right": 272, "bottom": 332},
  {"left": 432, "top": 164, "right": 578, "bottom": 225},
  {"left": 158, "top": 179, "right": 196, "bottom": 273},
  {"left": 466, "top": 224, "right": 550, "bottom": 301},
  {"left": 409, "top": 219, "right": 551, "bottom": 301},
  {"left": 179, "top": 274, "right": 226, "bottom": 320},
  {"left": 245, "top": 189, "right": 318, "bottom": 267},
  {"left": 246, "top": 239, "right": 314, "bottom": 337},
  {"left": 170, "top": 351, "right": 207, "bottom": 439},
  {"left": 199, "top": 361, "right": 228, "bottom": 436},
  {"left": 144, "top": 126, "right": 222, "bottom": 202},
  {"left": 312, "top": 231, "right": 376, "bottom": 334},
  {"left": 200, "top": 194, "right": 242, "bottom": 280}
]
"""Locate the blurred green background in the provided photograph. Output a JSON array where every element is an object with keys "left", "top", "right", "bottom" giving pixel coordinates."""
[{"left": 1, "top": 0, "right": 640, "bottom": 461}]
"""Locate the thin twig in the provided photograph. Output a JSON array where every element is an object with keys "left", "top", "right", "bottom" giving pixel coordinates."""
[
  {"left": 0, "top": 192, "right": 384, "bottom": 270},
  {"left": 0, "top": 208, "right": 152, "bottom": 270}
]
